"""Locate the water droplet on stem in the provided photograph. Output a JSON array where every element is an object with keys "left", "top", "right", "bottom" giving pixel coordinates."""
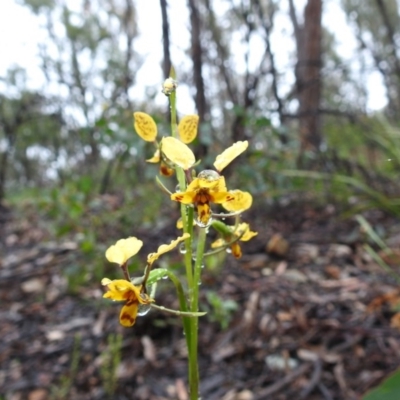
[{"left": 179, "top": 243, "right": 187, "bottom": 254}]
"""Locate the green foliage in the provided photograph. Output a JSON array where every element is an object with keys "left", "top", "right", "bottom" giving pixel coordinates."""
[
  {"left": 50, "top": 333, "right": 81, "bottom": 400},
  {"left": 100, "top": 333, "right": 123, "bottom": 398},
  {"left": 356, "top": 215, "right": 400, "bottom": 282},
  {"left": 236, "top": 109, "right": 400, "bottom": 217},
  {"left": 0, "top": 88, "right": 64, "bottom": 199},
  {"left": 363, "top": 368, "right": 400, "bottom": 400},
  {"left": 206, "top": 291, "right": 238, "bottom": 330},
  {"left": 7, "top": 176, "right": 167, "bottom": 293}
]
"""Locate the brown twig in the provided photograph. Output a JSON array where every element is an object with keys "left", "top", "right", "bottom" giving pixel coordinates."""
[
  {"left": 299, "top": 359, "right": 322, "bottom": 399},
  {"left": 254, "top": 363, "right": 311, "bottom": 399}
]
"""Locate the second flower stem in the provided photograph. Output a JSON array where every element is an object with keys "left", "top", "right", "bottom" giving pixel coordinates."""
[{"left": 188, "top": 226, "right": 207, "bottom": 400}]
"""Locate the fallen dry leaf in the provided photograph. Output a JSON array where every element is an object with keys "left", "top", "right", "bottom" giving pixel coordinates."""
[{"left": 266, "top": 233, "right": 289, "bottom": 257}]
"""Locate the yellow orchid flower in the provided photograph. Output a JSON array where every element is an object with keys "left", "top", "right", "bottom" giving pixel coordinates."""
[
  {"left": 171, "top": 170, "right": 248, "bottom": 226},
  {"left": 211, "top": 223, "right": 258, "bottom": 258},
  {"left": 105, "top": 237, "right": 143, "bottom": 265},
  {"left": 101, "top": 278, "right": 153, "bottom": 327},
  {"left": 103, "top": 234, "right": 190, "bottom": 327}
]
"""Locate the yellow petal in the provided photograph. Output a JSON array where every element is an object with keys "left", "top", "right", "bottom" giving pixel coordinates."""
[
  {"left": 147, "top": 233, "right": 190, "bottom": 264},
  {"left": 119, "top": 302, "right": 139, "bottom": 327},
  {"left": 133, "top": 112, "right": 158, "bottom": 142},
  {"left": 171, "top": 191, "right": 197, "bottom": 204},
  {"left": 101, "top": 278, "right": 112, "bottom": 286},
  {"left": 196, "top": 173, "right": 228, "bottom": 193},
  {"left": 178, "top": 115, "right": 199, "bottom": 144},
  {"left": 197, "top": 203, "right": 212, "bottom": 225},
  {"left": 105, "top": 237, "right": 143, "bottom": 265},
  {"left": 222, "top": 190, "right": 252, "bottom": 212},
  {"left": 185, "top": 178, "right": 201, "bottom": 191},
  {"left": 213, "top": 141, "right": 248, "bottom": 172},
  {"left": 102, "top": 279, "right": 141, "bottom": 301},
  {"left": 105, "top": 246, "right": 125, "bottom": 265},
  {"left": 234, "top": 222, "right": 249, "bottom": 234},
  {"left": 231, "top": 242, "right": 242, "bottom": 258},
  {"left": 210, "top": 191, "right": 236, "bottom": 204},
  {"left": 197, "top": 170, "right": 223, "bottom": 190},
  {"left": 211, "top": 238, "right": 225, "bottom": 249},
  {"left": 233, "top": 222, "right": 257, "bottom": 241},
  {"left": 176, "top": 218, "right": 183, "bottom": 229},
  {"left": 161, "top": 137, "right": 195, "bottom": 170},
  {"left": 241, "top": 230, "right": 258, "bottom": 241},
  {"left": 216, "top": 176, "right": 228, "bottom": 192}
]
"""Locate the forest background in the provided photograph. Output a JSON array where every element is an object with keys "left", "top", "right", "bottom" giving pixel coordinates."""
[{"left": 1, "top": 0, "right": 400, "bottom": 399}]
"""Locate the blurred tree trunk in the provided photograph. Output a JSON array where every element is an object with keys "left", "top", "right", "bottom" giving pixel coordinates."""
[
  {"left": 0, "top": 127, "right": 15, "bottom": 202},
  {"left": 343, "top": 0, "right": 400, "bottom": 120},
  {"left": 187, "top": 0, "right": 209, "bottom": 158},
  {"left": 202, "top": 0, "right": 268, "bottom": 145},
  {"left": 0, "top": 90, "right": 60, "bottom": 201},
  {"left": 23, "top": 0, "right": 141, "bottom": 189},
  {"left": 373, "top": 0, "right": 400, "bottom": 117},
  {"left": 0, "top": 95, "right": 29, "bottom": 201},
  {"left": 160, "top": 0, "right": 172, "bottom": 79},
  {"left": 289, "top": 0, "right": 323, "bottom": 154}
]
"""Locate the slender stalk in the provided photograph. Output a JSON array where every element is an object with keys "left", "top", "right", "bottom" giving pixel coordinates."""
[
  {"left": 168, "top": 78, "right": 200, "bottom": 398},
  {"left": 165, "top": 269, "right": 192, "bottom": 337},
  {"left": 188, "top": 227, "right": 207, "bottom": 400},
  {"left": 169, "top": 90, "right": 178, "bottom": 138},
  {"left": 120, "top": 262, "right": 130, "bottom": 281},
  {"left": 169, "top": 86, "right": 194, "bottom": 288}
]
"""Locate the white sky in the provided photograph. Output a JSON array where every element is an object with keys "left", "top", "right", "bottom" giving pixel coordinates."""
[{"left": 0, "top": 0, "right": 387, "bottom": 112}]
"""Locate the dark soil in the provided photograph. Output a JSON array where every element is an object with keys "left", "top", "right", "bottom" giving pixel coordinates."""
[{"left": 1, "top": 201, "right": 400, "bottom": 400}]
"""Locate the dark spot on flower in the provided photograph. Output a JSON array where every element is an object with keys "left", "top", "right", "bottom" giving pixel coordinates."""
[{"left": 121, "top": 312, "right": 135, "bottom": 326}]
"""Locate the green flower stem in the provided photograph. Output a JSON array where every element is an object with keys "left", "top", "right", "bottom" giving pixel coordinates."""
[
  {"left": 192, "top": 227, "right": 207, "bottom": 311},
  {"left": 188, "top": 226, "right": 207, "bottom": 400},
  {"left": 168, "top": 73, "right": 202, "bottom": 399},
  {"left": 151, "top": 303, "right": 206, "bottom": 317},
  {"left": 165, "top": 265, "right": 193, "bottom": 378},
  {"left": 184, "top": 205, "right": 194, "bottom": 282},
  {"left": 168, "top": 85, "right": 194, "bottom": 289},
  {"left": 169, "top": 90, "right": 178, "bottom": 138},
  {"left": 234, "top": 214, "right": 240, "bottom": 229},
  {"left": 163, "top": 270, "right": 195, "bottom": 340}
]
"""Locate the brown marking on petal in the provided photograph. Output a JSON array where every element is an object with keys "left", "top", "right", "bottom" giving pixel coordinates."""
[
  {"left": 197, "top": 203, "right": 211, "bottom": 224},
  {"left": 120, "top": 312, "right": 136, "bottom": 326},
  {"left": 195, "top": 190, "right": 211, "bottom": 205},
  {"left": 122, "top": 292, "right": 131, "bottom": 301},
  {"left": 232, "top": 242, "right": 242, "bottom": 258},
  {"left": 174, "top": 195, "right": 184, "bottom": 202},
  {"left": 225, "top": 195, "right": 235, "bottom": 202},
  {"left": 160, "top": 163, "right": 174, "bottom": 177}
]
